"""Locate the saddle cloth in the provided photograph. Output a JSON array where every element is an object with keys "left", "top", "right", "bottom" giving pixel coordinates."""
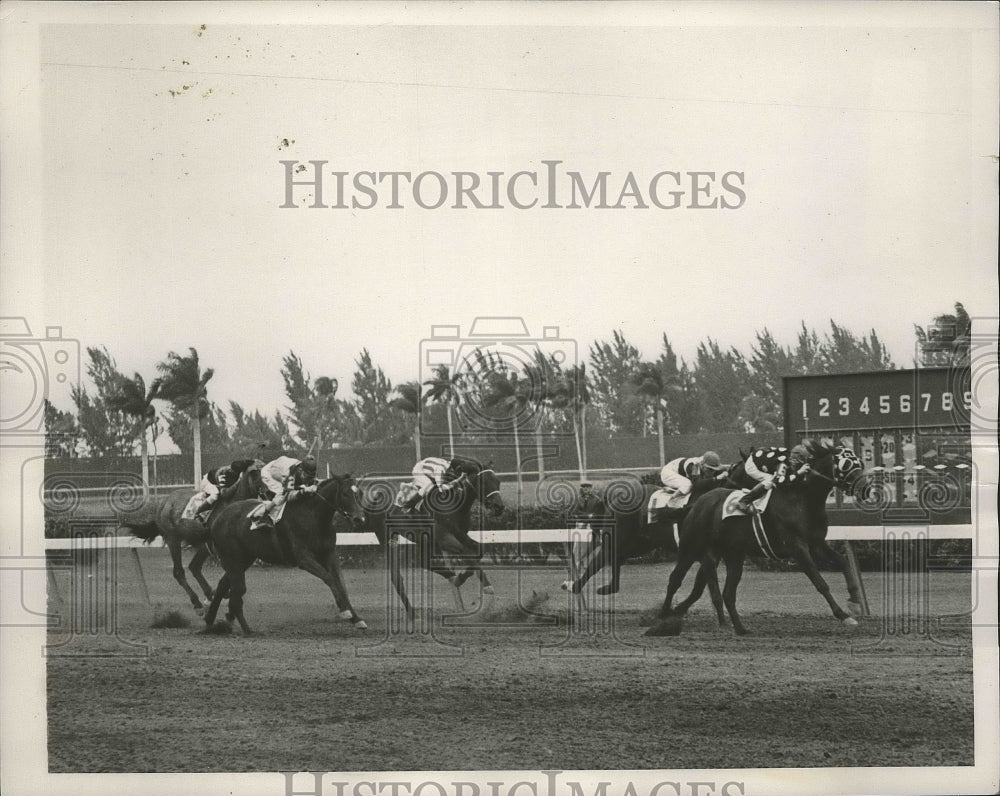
[
  {"left": 721, "top": 488, "right": 773, "bottom": 519},
  {"left": 722, "top": 489, "right": 779, "bottom": 560},
  {"left": 648, "top": 487, "right": 689, "bottom": 512},
  {"left": 181, "top": 492, "right": 209, "bottom": 520},
  {"left": 246, "top": 498, "right": 287, "bottom": 524}
]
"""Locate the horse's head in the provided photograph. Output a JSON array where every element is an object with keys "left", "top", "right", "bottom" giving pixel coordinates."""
[
  {"left": 798, "top": 440, "right": 857, "bottom": 491},
  {"left": 317, "top": 474, "right": 366, "bottom": 528},
  {"left": 476, "top": 467, "right": 505, "bottom": 517},
  {"left": 832, "top": 446, "right": 864, "bottom": 490}
]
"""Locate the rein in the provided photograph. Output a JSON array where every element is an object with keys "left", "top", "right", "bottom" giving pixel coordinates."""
[
  {"left": 805, "top": 467, "right": 839, "bottom": 486},
  {"left": 477, "top": 470, "right": 501, "bottom": 502}
]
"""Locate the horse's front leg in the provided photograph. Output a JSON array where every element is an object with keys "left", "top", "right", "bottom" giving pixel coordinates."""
[
  {"left": 381, "top": 533, "right": 416, "bottom": 620},
  {"left": 789, "top": 538, "right": 858, "bottom": 626},
  {"left": 294, "top": 546, "right": 368, "bottom": 630},
  {"left": 812, "top": 539, "right": 863, "bottom": 617},
  {"left": 203, "top": 572, "right": 230, "bottom": 626},
  {"left": 451, "top": 532, "right": 490, "bottom": 594},
  {"left": 561, "top": 537, "right": 605, "bottom": 594},
  {"left": 167, "top": 536, "right": 205, "bottom": 615},
  {"left": 719, "top": 550, "right": 749, "bottom": 636},
  {"left": 188, "top": 543, "right": 214, "bottom": 601},
  {"left": 432, "top": 533, "right": 480, "bottom": 611},
  {"left": 595, "top": 537, "right": 623, "bottom": 596}
]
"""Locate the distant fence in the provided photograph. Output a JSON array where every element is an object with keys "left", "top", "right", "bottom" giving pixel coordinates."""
[{"left": 43, "top": 432, "right": 784, "bottom": 486}]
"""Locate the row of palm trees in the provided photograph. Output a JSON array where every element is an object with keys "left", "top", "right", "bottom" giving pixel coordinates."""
[
  {"left": 390, "top": 351, "right": 593, "bottom": 491},
  {"left": 106, "top": 345, "right": 672, "bottom": 493},
  {"left": 106, "top": 348, "right": 212, "bottom": 493}
]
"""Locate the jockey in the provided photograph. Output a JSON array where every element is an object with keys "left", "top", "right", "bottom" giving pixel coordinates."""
[
  {"left": 187, "top": 458, "right": 259, "bottom": 520},
  {"left": 187, "top": 464, "right": 233, "bottom": 519},
  {"left": 397, "top": 454, "right": 481, "bottom": 512},
  {"left": 659, "top": 451, "right": 726, "bottom": 502},
  {"left": 734, "top": 443, "right": 811, "bottom": 514},
  {"left": 649, "top": 451, "right": 726, "bottom": 523},
  {"left": 248, "top": 454, "right": 319, "bottom": 529}
]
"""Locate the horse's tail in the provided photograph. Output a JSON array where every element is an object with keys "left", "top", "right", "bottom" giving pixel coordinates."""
[{"left": 118, "top": 515, "right": 162, "bottom": 544}]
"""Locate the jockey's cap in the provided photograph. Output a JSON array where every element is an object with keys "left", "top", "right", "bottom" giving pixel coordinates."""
[
  {"left": 701, "top": 451, "right": 723, "bottom": 471},
  {"left": 789, "top": 444, "right": 809, "bottom": 463},
  {"left": 301, "top": 455, "right": 317, "bottom": 475}
]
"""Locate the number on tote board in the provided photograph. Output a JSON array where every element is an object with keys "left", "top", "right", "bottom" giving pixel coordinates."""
[{"left": 801, "top": 392, "right": 968, "bottom": 419}]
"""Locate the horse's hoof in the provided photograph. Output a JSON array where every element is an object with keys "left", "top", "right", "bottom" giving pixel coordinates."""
[
  {"left": 596, "top": 584, "right": 619, "bottom": 596},
  {"left": 847, "top": 601, "right": 863, "bottom": 616},
  {"left": 560, "top": 581, "right": 572, "bottom": 591},
  {"left": 193, "top": 605, "right": 205, "bottom": 617},
  {"left": 353, "top": 621, "right": 369, "bottom": 631},
  {"left": 842, "top": 616, "right": 859, "bottom": 627},
  {"left": 338, "top": 610, "right": 353, "bottom": 621}
]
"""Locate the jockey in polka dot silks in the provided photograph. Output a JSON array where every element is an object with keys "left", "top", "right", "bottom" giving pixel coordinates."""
[
  {"left": 734, "top": 444, "right": 811, "bottom": 515},
  {"left": 396, "top": 454, "right": 482, "bottom": 512}
]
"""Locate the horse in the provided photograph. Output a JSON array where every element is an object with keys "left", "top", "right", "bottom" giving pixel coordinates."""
[
  {"left": 118, "top": 460, "right": 265, "bottom": 614},
  {"left": 381, "top": 461, "right": 504, "bottom": 611},
  {"left": 203, "top": 474, "right": 368, "bottom": 634},
  {"left": 559, "top": 468, "right": 732, "bottom": 597},
  {"left": 653, "top": 441, "right": 865, "bottom": 635}
]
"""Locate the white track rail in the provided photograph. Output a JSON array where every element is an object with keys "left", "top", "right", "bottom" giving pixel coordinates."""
[{"left": 44, "top": 524, "right": 974, "bottom": 550}]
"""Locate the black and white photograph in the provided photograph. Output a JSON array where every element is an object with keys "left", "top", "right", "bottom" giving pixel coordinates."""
[{"left": 1, "top": 2, "right": 997, "bottom": 795}]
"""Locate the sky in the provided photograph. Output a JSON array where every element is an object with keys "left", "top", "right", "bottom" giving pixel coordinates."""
[{"left": 4, "top": 2, "right": 998, "bottom": 426}]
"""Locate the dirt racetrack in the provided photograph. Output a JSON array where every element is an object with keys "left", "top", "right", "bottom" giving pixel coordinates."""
[{"left": 46, "top": 551, "right": 974, "bottom": 773}]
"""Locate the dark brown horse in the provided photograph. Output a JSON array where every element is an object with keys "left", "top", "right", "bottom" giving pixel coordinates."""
[
  {"left": 118, "top": 460, "right": 264, "bottom": 614},
  {"left": 377, "top": 462, "right": 504, "bottom": 611},
  {"left": 653, "top": 442, "right": 865, "bottom": 635},
  {"left": 203, "top": 474, "right": 367, "bottom": 634},
  {"left": 559, "top": 469, "right": 730, "bottom": 596}
]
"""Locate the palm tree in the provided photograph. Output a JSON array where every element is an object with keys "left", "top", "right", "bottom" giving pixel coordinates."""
[
  {"left": 422, "top": 364, "right": 464, "bottom": 457},
  {"left": 156, "top": 348, "right": 214, "bottom": 482},
  {"left": 484, "top": 370, "right": 532, "bottom": 501},
  {"left": 106, "top": 373, "right": 161, "bottom": 493},
  {"left": 632, "top": 362, "right": 684, "bottom": 466},
  {"left": 561, "top": 363, "right": 591, "bottom": 479},
  {"left": 390, "top": 381, "right": 423, "bottom": 461},
  {"left": 312, "top": 375, "right": 339, "bottom": 450},
  {"left": 149, "top": 416, "right": 161, "bottom": 494},
  {"left": 525, "top": 351, "right": 564, "bottom": 482}
]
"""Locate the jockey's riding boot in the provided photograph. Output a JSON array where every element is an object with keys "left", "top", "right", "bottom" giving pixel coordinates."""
[
  {"left": 399, "top": 493, "right": 421, "bottom": 513},
  {"left": 736, "top": 483, "right": 769, "bottom": 515},
  {"left": 249, "top": 501, "right": 275, "bottom": 530}
]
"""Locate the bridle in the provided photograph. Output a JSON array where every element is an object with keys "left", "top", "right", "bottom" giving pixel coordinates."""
[
  {"left": 478, "top": 469, "right": 501, "bottom": 503},
  {"left": 454, "top": 469, "right": 501, "bottom": 505},
  {"left": 306, "top": 477, "right": 363, "bottom": 520},
  {"left": 803, "top": 448, "right": 863, "bottom": 489}
]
